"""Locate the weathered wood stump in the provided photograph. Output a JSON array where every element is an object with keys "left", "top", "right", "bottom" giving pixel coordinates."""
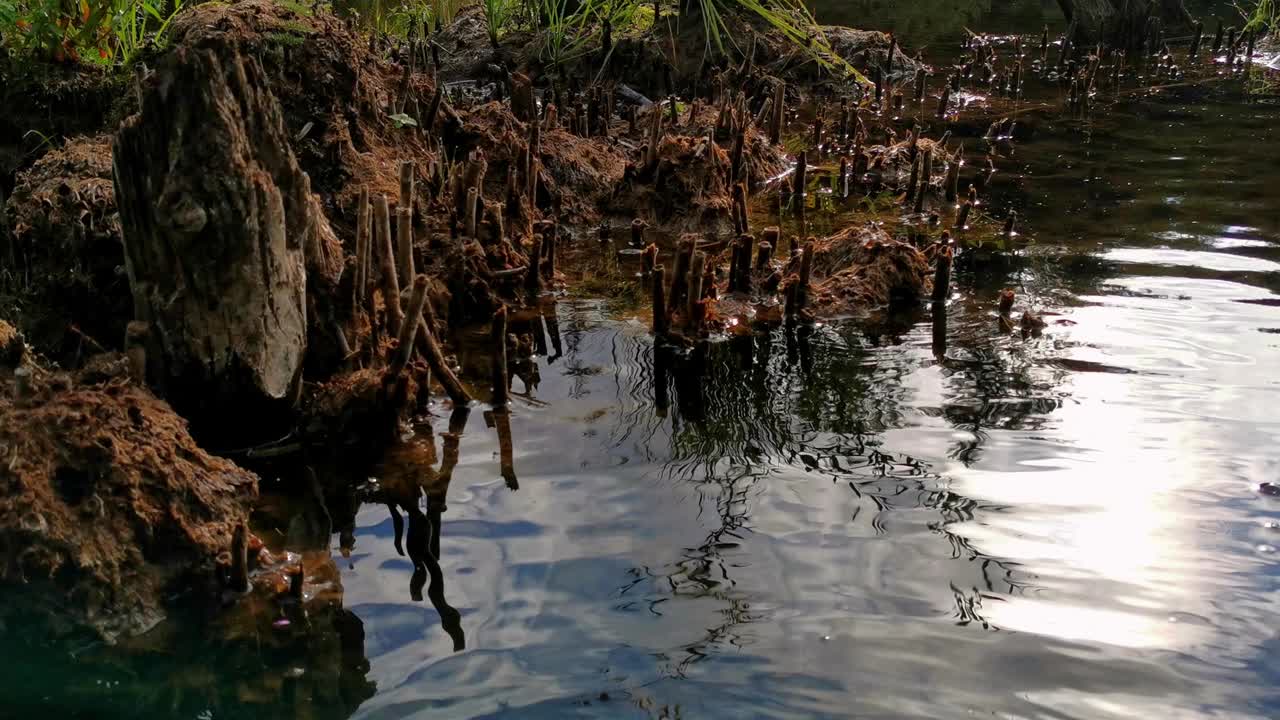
[{"left": 113, "top": 46, "right": 339, "bottom": 445}]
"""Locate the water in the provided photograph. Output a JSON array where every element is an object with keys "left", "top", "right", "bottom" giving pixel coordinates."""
[
  {"left": 341, "top": 7, "right": 1280, "bottom": 713},
  {"left": 9, "top": 2, "right": 1280, "bottom": 718},
  {"left": 811, "top": 0, "right": 1063, "bottom": 49}
]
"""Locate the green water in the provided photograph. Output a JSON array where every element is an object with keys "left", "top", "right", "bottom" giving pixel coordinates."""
[{"left": 6, "top": 1, "right": 1280, "bottom": 718}]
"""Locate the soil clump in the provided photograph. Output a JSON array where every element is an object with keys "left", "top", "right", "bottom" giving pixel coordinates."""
[{"left": 0, "top": 321, "right": 258, "bottom": 641}]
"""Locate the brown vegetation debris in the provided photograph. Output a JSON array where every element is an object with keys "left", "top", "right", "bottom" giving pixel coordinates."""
[
  {"left": 0, "top": 362, "right": 258, "bottom": 642},
  {"left": 808, "top": 225, "right": 931, "bottom": 314},
  {"left": 2, "top": 135, "right": 127, "bottom": 362}
]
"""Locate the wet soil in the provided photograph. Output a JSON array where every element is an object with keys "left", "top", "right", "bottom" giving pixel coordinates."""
[
  {"left": 1, "top": 135, "right": 126, "bottom": 361},
  {"left": 0, "top": 327, "right": 258, "bottom": 642}
]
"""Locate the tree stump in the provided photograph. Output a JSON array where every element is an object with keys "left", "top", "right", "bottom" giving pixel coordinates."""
[{"left": 113, "top": 45, "right": 339, "bottom": 446}]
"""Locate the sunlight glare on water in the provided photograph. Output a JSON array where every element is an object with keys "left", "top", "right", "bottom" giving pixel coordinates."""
[
  {"left": 339, "top": 3, "right": 1280, "bottom": 713},
  {"left": 6, "top": 2, "right": 1280, "bottom": 718}
]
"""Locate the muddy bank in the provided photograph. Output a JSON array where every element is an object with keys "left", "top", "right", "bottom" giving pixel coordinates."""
[
  {"left": 0, "top": 0, "right": 952, "bottom": 647},
  {"left": 0, "top": 322, "right": 257, "bottom": 641},
  {"left": 1, "top": 135, "right": 125, "bottom": 361},
  {"left": 1, "top": 528, "right": 373, "bottom": 717}
]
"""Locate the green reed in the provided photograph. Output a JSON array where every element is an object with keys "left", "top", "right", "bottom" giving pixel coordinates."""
[{"left": 0, "top": 0, "right": 183, "bottom": 65}]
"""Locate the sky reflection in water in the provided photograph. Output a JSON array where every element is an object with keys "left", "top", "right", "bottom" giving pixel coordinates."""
[
  {"left": 342, "top": 276, "right": 1279, "bottom": 718},
  {"left": 9, "top": 1, "right": 1277, "bottom": 717},
  {"left": 338, "top": 5, "right": 1280, "bottom": 712}
]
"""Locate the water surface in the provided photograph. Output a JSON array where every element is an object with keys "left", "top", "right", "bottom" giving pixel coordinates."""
[
  {"left": 327, "top": 6, "right": 1280, "bottom": 716},
  {"left": 340, "top": 74, "right": 1280, "bottom": 715},
  {"left": 9, "top": 2, "right": 1280, "bottom": 718}
]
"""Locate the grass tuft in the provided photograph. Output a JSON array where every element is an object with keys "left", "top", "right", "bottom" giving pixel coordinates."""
[
  {"left": 0, "top": 0, "right": 185, "bottom": 67},
  {"left": 1243, "top": 0, "right": 1278, "bottom": 34}
]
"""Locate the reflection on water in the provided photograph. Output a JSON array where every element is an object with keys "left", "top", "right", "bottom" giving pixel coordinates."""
[
  {"left": 330, "top": 299, "right": 1272, "bottom": 719},
  {"left": 369, "top": 407, "right": 471, "bottom": 652},
  {"left": 811, "top": 0, "right": 1060, "bottom": 50},
  {"left": 323, "top": 27, "right": 1278, "bottom": 715},
  {"left": 6, "top": 6, "right": 1280, "bottom": 719},
  {"left": 810, "top": 0, "right": 1242, "bottom": 52},
  {"left": 342, "top": 284, "right": 1277, "bottom": 718}
]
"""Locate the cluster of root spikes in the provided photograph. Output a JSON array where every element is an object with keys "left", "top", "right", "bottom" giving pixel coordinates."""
[
  {"left": 308, "top": 113, "right": 568, "bottom": 442},
  {"left": 315, "top": 69, "right": 806, "bottom": 402},
  {"left": 640, "top": 216, "right": 962, "bottom": 344},
  {"left": 235, "top": 1, "right": 1192, "bottom": 461},
  {"left": 678, "top": 51, "right": 1027, "bottom": 252},
  {"left": 920, "top": 20, "right": 1264, "bottom": 129},
  {"left": 642, "top": 226, "right": 825, "bottom": 343},
  {"left": 227, "top": 5, "right": 1014, "bottom": 450},
  {"left": 450, "top": 54, "right": 804, "bottom": 224},
  {"left": 634, "top": 110, "right": 1034, "bottom": 342},
  {"left": 766, "top": 123, "right": 1013, "bottom": 247},
  {"left": 317, "top": 18, "right": 1040, "bottom": 442}
]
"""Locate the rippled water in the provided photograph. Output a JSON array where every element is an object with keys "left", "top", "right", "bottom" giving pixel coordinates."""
[
  {"left": 339, "top": 10, "right": 1280, "bottom": 719},
  {"left": 10, "top": 2, "right": 1280, "bottom": 719},
  {"left": 336, "top": 49, "right": 1280, "bottom": 715}
]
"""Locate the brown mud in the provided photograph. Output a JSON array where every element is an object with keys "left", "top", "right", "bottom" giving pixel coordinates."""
[
  {"left": 0, "top": 321, "right": 258, "bottom": 641},
  {"left": 2, "top": 135, "right": 126, "bottom": 361}
]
